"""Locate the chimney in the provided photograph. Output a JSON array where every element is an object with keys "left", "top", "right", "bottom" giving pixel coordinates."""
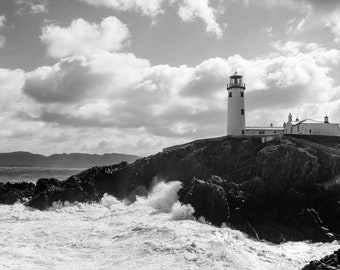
[
  {"left": 324, "top": 115, "right": 329, "bottom": 123},
  {"left": 288, "top": 113, "right": 292, "bottom": 122}
]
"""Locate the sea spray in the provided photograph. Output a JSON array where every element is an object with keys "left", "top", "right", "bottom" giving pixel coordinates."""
[
  {"left": 100, "top": 193, "right": 122, "bottom": 208},
  {"left": 145, "top": 181, "right": 182, "bottom": 212},
  {"left": 144, "top": 180, "right": 196, "bottom": 221},
  {"left": 171, "top": 202, "right": 195, "bottom": 220}
]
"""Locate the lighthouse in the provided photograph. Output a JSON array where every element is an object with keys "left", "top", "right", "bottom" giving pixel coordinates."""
[{"left": 227, "top": 72, "right": 246, "bottom": 135}]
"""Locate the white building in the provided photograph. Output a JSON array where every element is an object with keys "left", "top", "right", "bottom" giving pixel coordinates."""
[
  {"left": 284, "top": 113, "right": 340, "bottom": 136},
  {"left": 246, "top": 124, "right": 284, "bottom": 135},
  {"left": 226, "top": 73, "right": 340, "bottom": 136}
]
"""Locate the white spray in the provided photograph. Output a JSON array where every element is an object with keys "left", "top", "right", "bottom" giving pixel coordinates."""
[{"left": 144, "top": 180, "right": 195, "bottom": 220}]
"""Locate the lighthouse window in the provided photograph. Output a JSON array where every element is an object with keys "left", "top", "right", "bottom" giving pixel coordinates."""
[
  {"left": 241, "top": 92, "right": 244, "bottom": 97},
  {"left": 241, "top": 109, "right": 244, "bottom": 115},
  {"left": 229, "top": 92, "right": 232, "bottom": 98}
]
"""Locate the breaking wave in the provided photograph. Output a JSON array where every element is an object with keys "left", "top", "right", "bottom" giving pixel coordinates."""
[
  {"left": 0, "top": 181, "right": 338, "bottom": 270},
  {"left": 144, "top": 180, "right": 195, "bottom": 220},
  {"left": 145, "top": 181, "right": 182, "bottom": 212}
]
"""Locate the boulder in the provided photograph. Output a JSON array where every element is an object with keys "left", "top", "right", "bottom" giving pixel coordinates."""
[
  {"left": 302, "top": 249, "right": 340, "bottom": 269},
  {"left": 0, "top": 182, "right": 35, "bottom": 204},
  {"left": 181, "top": 177, "right": 230, "bottom": 226}
]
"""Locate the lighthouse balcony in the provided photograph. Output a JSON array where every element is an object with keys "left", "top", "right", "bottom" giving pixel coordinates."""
[{"left": 227, "top": 83, "right": 246, "bottom": 90}]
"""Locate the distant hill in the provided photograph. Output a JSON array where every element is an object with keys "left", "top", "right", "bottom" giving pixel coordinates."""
[{"left": 0, "top": 151, "right": 141, "bottom": 168}]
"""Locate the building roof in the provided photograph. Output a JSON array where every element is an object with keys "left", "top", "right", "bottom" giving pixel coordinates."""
[
  {"left": 246, "top": 126, "right": 284, "bottom": 131},
  {"left": 293, "top": 119, "right": 323, "bottom": 125}
]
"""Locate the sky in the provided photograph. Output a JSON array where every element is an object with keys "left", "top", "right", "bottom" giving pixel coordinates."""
[{"left": 0, "top": 0, "right": 340, "bottom": 156}]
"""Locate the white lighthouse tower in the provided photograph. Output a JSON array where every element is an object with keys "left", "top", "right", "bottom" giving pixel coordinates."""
[{"left": 227, "top": 72, "right": 246, "bottom": 135}]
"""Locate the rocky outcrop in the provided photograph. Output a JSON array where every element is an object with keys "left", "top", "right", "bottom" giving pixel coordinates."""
[
  {"left": 180, "top": 177, "right": 230, "bottom": 226},
  {"left": 27, "top": 177, "right": 97, "bottom": 210},
  {"left": 26, "top": 162, "right": 130, "bottom": 210},
  {"left": 2, "top": 135, "right": 340, "bottom": 244},
  {"left": 0, "top": 182, "right": 35, "bottom": 204},
  {"left": 302, "top": 249, "right": 340, "bottom": 270}
]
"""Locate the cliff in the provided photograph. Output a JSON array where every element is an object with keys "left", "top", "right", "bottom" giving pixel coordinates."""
[{"left": 2, "top": 135, "right": 340, "bottom": 244}]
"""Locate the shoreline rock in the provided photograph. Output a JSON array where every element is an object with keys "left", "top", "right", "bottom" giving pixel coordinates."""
[
  {"left": 0, "top": 182, "right": 35, "bottom": 204},
  {"left": 1, "top": 135, "right": 340, "bottom": 244},
  {"left": 302, "top": 249, "right": 340, "bottom": 270}
]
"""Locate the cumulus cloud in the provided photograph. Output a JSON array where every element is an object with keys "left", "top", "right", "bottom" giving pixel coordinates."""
[
  {"left": 0, "top": 15, "right": 332, "bottom": 155},
  {"left": 41, "top": 16, "right": 130, "bottom": 59},
  {"left": 77, "top": 0, "right": 223, "bottom": 38},
  {"left": 0, "top": 68, "right": 43, "bottom": 150},
  {"left": 23, "top": 56, "right": 111, "bottom": 103},
  {"left": 7, "top": 49, "right": 340, "bottom": 154},
  {"left": 23, "top": 24, "right": 340, "bottom": 142},
  {"left": 0, "top": 68, "right": 25, "bottom": 110},
  {"left": 177, "top": 0, "right": 223, "bottom": 38},
  {"left": 15, "top": 0, "right": 48, "bottom": 15}
]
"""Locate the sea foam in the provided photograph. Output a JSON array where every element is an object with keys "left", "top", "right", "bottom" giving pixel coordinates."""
[{"left": 0, "top": 181, "right": 338, "bottom": 270}]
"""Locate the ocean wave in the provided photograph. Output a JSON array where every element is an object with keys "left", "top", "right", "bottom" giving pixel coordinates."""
[{"left": 0, "top": 181, "right": 338, "bottom": 269}]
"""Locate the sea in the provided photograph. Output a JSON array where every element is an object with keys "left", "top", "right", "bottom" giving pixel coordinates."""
[
  {"left": 0, "top": 167, "right": 83, "bottom": 184},
  {"left": 0, "top": 171, "right": 339, "bottom": 269}
]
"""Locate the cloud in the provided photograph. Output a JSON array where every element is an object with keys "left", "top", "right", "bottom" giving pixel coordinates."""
[
  {"left": 238, "top": 0, "right": 340, "bottom": 42},
  {"left": 0, "top": 15, "right": 6, "bottom": 48},
  {"left": 181, "top": 57, "right": 228, "bottom": 98},
  {"left": 21, "top": 38, "right": 340, "bottom": 142},
  {"left": 238, "top": 0, "right": 308, "bottom": 11},
  {"left": 326, "top": 14, "right": 340, "bottom": 43},
  {"left": 41, "top": 16, "right": 130, "bottom": 59},
  {"left": 0, "top": 15, "right": 5, "bottom": 28},
  {"left": 0, "top": 15, "right": 336, "bottom": 155},
  {"left": 77, "top": 0, "right": 223, "bottom": 38},
  {"left": 0, "top": 68, "right": 25, "bottom": 110},
  {"left": 23, "top": 56, "right": 111, "bottom": 103},
  {"left": 177, "top": 0, "right": 223, "bottom": 38},
  {"left": 14, "top": 0, "right": 48, "bottom": 15},
  {"left": 260, "top": 26, "right": 275, "bottom": 37},
  {"left": 77, "top": 0, "right": 165, "bottom": 17}
]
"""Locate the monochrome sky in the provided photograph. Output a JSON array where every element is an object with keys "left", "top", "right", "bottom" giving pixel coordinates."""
[{"left": 1, "top": 0, "right": 340, "bottom": 156}]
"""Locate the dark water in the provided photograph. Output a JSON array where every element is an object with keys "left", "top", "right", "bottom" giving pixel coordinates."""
[{"left": 0, "top": 167, "right": 83, "bottom": 183}]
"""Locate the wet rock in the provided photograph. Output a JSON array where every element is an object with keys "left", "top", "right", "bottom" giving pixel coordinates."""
[
  {"left": 0, "top": 182, "right": 35, "bottom": 204},
  {"left": 302, "top": 249, "right": 340, "bottom": 269},
  {"left": 26, "top": 177, "right": 98, "bottom": 210},
  {"left": 181, "top": 177, "right": 230, "bottom": 226}
]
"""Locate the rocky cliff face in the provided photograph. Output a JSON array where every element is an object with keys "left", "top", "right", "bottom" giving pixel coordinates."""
[{"left": 2, "top": 135, "right": 340, "bottom": 244}]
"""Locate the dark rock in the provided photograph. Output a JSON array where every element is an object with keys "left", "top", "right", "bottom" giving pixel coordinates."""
[
  {"left": 26, "top": 177, "right": 98, "bottom": 210},
  {"left": 0, "top": 182, "right": 35, "bottom": 204},
  {"left": 181, "top": 177, "right": 230, "bottom": 226},
  {"left": 126, "top": 186, "right": 149, "bottom": 203},
  {"left": 288, "top": 208, "right": 334, "bottom": 242},
  {"left": 302, "top": 248, "right": 340, "bottom": 269}
]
